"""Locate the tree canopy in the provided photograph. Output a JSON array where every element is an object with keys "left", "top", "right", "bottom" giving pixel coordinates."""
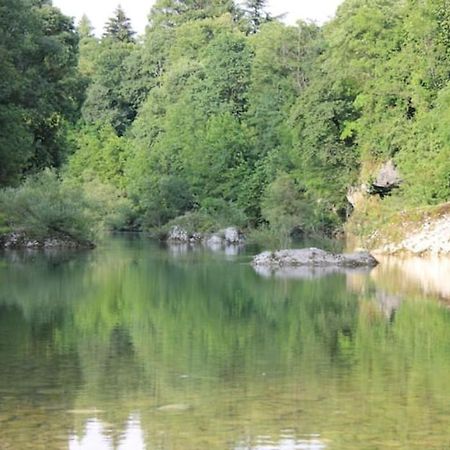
[{"left": 2, "top": 0, "right": 450, "bottom": 238}]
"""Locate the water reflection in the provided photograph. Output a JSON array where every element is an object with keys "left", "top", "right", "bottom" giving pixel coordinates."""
[
  {"left": 235, "top": 433, "right": 327, "bottom": 450},
  {"left": 372, "top": 255, "right": 450, "bottom": 300},
  {"left": 253, "top": 265, "right": 373, "bottom": 280},
  {"left": 69, "top": 415, "right": 145, "bottom": 450},
  {"left": 1, "top": 236, "right": 450, "bottom": 449},
  {"left": 166, "top": 241, "right": 245, "bottom": 257}
]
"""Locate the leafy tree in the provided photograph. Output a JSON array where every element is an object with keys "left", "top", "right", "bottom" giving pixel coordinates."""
[
  {"left": 81, "top": 39, "right": 139, "bottom": 135},
  {"left": 0, "top": 170, "right": 95, "bottom": 242},
  {"left": 261, "top": 173, "right": 317, "bottom": 242},
  {"left": 77, "top": 15, "right": 99, "bottom": 78},
  {"left": 0, "top": 0, "right": 83, "bottom": 186},
  {"left": 239, "top": 21, "right": 322, "bottom": 223},
  {"left": 66, "top": 125, "right": 129, "bottom": 189}
]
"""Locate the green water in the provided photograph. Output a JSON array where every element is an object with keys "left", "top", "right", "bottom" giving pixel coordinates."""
[{"left": 1, "top": 236, "right": 450, "bottom": 450}]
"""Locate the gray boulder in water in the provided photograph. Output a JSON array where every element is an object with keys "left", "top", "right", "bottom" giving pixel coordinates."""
[
  {"left": 252, "top": 248, "right": 378, "bottom": 268},
  {"left": 167, "top": 226, "right": 189, "bottom": 243},
  {"left": 224, "top": 227, "right": 244, "bottom": 244}
]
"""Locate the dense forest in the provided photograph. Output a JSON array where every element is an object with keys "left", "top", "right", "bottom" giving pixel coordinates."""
[{"left": 1, "top": 0, "right": 449, "bottom": 244}]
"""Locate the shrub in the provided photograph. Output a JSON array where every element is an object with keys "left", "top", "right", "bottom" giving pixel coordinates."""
[{"left": 0, "top": 170, "right": 96, "bottom": 242}]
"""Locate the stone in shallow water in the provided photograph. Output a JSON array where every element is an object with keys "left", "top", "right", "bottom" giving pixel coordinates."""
[
  {"left": 66, "top": 409, "right": 105, "bottom": 415},
  {"left": 223, "top": 227, "right": 243, "bottom": 244},
  {"left": 167, "top": 226, "right": 189, "bottom": 243},
  {"left": 157, "top": 404, "right": 192, "bottom": 412}
]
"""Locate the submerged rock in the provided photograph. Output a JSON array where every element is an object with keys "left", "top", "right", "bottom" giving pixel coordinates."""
[
  {"left": 66, "top": 409, "right": 105, "bottom": 415},
  {"left": 252, "top": 248, "right": 378, "bottom": 268},
  {"left": 157, "top": 404, "right": 192, "bottom": 412}
]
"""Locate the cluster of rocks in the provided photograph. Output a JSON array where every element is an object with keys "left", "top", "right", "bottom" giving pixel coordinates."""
[
  {"left": 166, "top": 226, "right": 245, "bottom": 248},
  {"left": 252, "top": 248, "right": 378, "bottom": 269},
  {"left": 0, "top": 232, "right": 94, "bottom": 250}
]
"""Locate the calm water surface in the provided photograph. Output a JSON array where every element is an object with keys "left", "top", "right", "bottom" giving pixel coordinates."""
[{"left": 1, "top": 235, "right": 450, "bottom": 450}]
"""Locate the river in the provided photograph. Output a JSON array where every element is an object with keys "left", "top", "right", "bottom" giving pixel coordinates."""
[{"left": 1, "top": 235, "right": 450, "bottom": 449}]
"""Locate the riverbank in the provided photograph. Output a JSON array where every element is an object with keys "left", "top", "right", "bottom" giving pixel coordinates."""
[
  {"left": 347, "top": 202, "right": 450, "bottom": 256},
  {"left": 0, "top": 231, "right": 95, "bottom": 250}
]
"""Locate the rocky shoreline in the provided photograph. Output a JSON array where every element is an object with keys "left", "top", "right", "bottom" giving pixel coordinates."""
[
  {"left": 373, "top": 214, "right": 450, "bottom": 256},
  {"left": 165, "top": 226, "right": 245, "bottom": 247},
  {"left": 0, "top": 232, "right": 95, "bottom": 250}
]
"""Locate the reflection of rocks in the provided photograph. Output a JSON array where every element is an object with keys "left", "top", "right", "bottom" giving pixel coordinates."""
[
  {"left": 167, "top": 243, "right": 190, "bottom": 255},
  {"left": 254, "top": 264, "right": 373, "bottom": 280},
  {"left": 206, "top": 234, "right": 223, "bottom": 250},
  {"left": 253, "top": 248, "right": 378, "bottom": 269},
  {"left": 372, "top": 256, "right": 450, "bottom": 301},
  {"left": 224, "top": 245, "right": 240, "bottom": 257},
  {"left": 376, "top": 291, "right": 403, "bottom": 320},
  {"left": 166, "top": 241, "right": 244, "bottom": 256}
]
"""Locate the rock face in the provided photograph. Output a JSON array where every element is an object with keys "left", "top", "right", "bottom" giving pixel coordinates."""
[
  {"left": 371, "top": 160, "right": 402, "bottom": 196},
  {"left": 377, "top": 215, "right": 450, "bottom": 255},
  {"left": 0, "top": 232, "right": 94, "bottom": 249},
  {"left": 252, "top": 248, "right": 378, "bottom": 268},
  {"left": 167, "top": 226, "right": 190, "bottom": 243}
]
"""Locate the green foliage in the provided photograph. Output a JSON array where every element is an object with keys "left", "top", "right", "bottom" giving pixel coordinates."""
[
  {"left": 149, "top": 0, "right": 238, "bottom": 28},
  {"left": 136, "top": 175, "right": 194, "bottom": 229},
  {"left": 66, "top": 124, "right": 129, "bottom": 189},
  {"left": 77, "top": 15, "right": 99, "bottom": 78},
  {"left": 261, "top": 173, "right": 325, "bottom": 244},
  {"left": 0, "top": 0, "right": 83, "bottom": 186},
  {"left": 81, "top": 38, "right": 140, "bottom": 135},
  {"left": 79, "top": 178, "right": 136, "bottom": 231},
  {"left": 0, "top": 170, "right": 95, "bottom": 242},
  {"left": 396, "top": 83, "right": 450, "bottom": 204}
]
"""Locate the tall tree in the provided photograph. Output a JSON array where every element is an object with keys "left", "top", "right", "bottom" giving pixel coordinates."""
[
  {"left": 103, "top": 5, "right": 135, "bottom": 43},
  {"left": 78, "top": 13, "right": 94, "bottom": 38},
  {"left": 81, "top": 39, "right": 138, "bottom": 135},
  {"left": 245, "top": 0, "right": 270, "bottom": 33},
  {"left": 82, "top": 7, "right": 140, "bottom": 135},
  {"left": 77, "top": 15, "right": 99, "bottom": 78}
]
